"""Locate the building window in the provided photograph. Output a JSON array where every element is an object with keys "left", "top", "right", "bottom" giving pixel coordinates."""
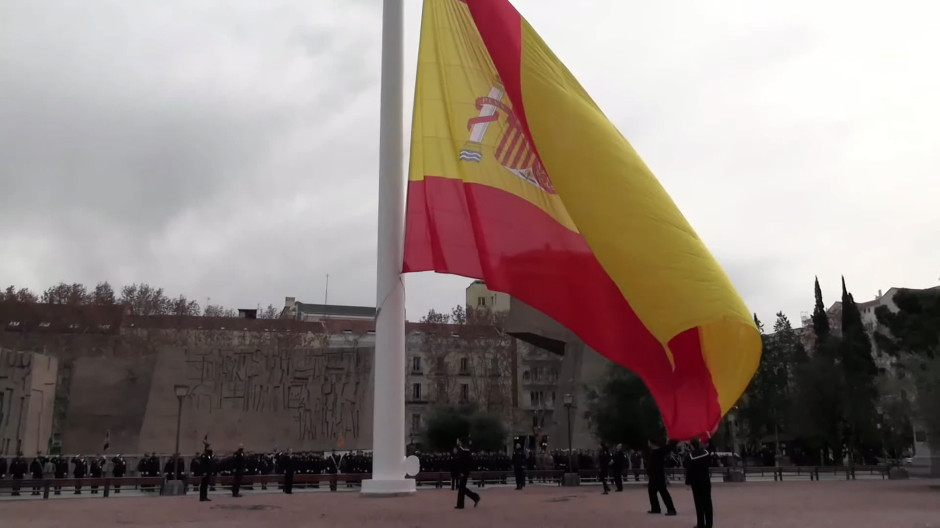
[
  {"left": 411, "top": 413, "right": 421, "bottom": 431},
  {"left": 460, "top": 383, "right": 470, "bottom": 401},
  {"left": 522, "top": 370, "right": 531, "bottom": 382},
  {"left": 478, "top": 297, "right": 486, "bottom": 306},
  {"left": 412, "top": 356, "right": 422, "bottom": 373},
  {"left": 529, "top": 391, "right": 544, "bottom": 407},
  {"left": 412, "top": 383, "right": 422, "bottom": 401},
  {"left": 459, "top": 357, "right": 469, "bottom": 374}
]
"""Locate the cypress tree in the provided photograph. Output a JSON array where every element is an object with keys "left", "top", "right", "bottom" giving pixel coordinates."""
[{"left": 839, "top": 277, "right": 880, "bottom": 462}]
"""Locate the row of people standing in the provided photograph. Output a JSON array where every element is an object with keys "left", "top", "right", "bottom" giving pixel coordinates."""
[{"left": 0, "top": 452, "right": 126, "bottom": 495}]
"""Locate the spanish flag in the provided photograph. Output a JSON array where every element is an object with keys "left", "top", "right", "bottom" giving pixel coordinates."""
[{"left": 403, "top": 0, "right": 762, "bottom": 440}]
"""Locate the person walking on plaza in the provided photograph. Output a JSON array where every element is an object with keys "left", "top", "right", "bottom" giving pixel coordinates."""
[
  {"left": 454, "top": 439, "right": 480, "bottom": 509},
  {"left": 646, "top": 439, "right": 677, "bottom": 516},
  {"left": 685, "top": 438, "right": 714, "bottom": 528},
  {"left": 598, "top": 443, "right": 611, "bottom": 495}
]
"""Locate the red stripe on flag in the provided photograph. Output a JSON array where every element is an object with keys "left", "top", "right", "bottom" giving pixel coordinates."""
[{"left": 403, "top": 176, "right": 721, "bottom": 439}]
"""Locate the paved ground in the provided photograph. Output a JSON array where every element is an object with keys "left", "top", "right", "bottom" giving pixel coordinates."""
[{"left": 1, "top": 480, "right": 938, "bottom": 528}]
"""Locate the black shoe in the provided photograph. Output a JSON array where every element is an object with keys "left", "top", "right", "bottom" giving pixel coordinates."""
[
  {"left": 473, "top": 497, "right": 480, "bottom": 508},
  {"left": 200, "top": 498, "right": 211, "bottom": 502},
  {"left": 665, "top": 511, "right": 677, "bottom": 516},
  {"left": 454, "top": 506, "right": 464, "bottom": 509},
  {"left": 648, "top": 510, "right": 662, "bottom": 514},
  {"left": 602, "top": 491, "right": 609, "bottom": 495}
]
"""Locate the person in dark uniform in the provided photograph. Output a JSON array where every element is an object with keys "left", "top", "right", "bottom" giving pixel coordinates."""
[
  {"left": 612, "top": 444, "right": 625, "bottom": 492},
  {"left": 53, "top": 455, "right": 68, "bottom": 494},
  {"left": 281, "top": 449, "right": 295, "bottom": 494},
  {"left": 232, "top": 446, "right": 245, "bottom": 497},
  {"left": 72, "top": 454, "right": 87, "bottom": 494},
  {"left": 454, "top": 439, "right": 480, "bottom": 509},
  {"left": 598, "top": 443, "right": 611, "bottom": 495},
  {"left": 646, "top": 439, "right": 677, "bottom": 516},
  {"left": 0, "top": 455, "right": 7, "bottom": 480},
  {"left": 631, "top": 450, "right": 643, "bottom": 481},
  {"left": 449, "top": 448, "right": 459, "bottom": 490},
  {"left": 511, "top": 443, "right": 526, "bottom": 490},
  {"left": 111, "top": 454, "right": 127, "bottom": 493},
  {"left": 685, "top": 438, "right": 713, "bottom": 528},
  {"left": 89, "top": 454, "right": 104, "bottom": 494},
  {"left": 9, "top": 452, "right": 28, "bottom": 496},
  {"left": 199, "top": 447, "right": 214, "bottom": 502},
  {"left": 29, "top": 452, "right": 47, "bottom": 495}
]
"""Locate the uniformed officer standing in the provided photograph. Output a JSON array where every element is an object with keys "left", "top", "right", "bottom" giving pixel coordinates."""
[
  {"left": 280, "top": 449, "right": 295, "bottom": 494},
  {"left": 612, "top": 444, "right": 626, "bottom": 492},
  {"left": 685, "top": 438, "right": 713, "bottom": 528},
  {"left": 598, "top": 444, "right": 611, "bottom": 495},
  {"left": 111, "top": 454, "right": 127, "bottom": 493},
  {"left": 511, "top": 444, "right": 526, "bottom": 490},
  {"left": 53, "top": 455, "right": 68, "bottom": 494},
  {"left": 89, "top": 454, "right": 104, "bottom": 494},
  {"left": 199, "top": 447, "right": 214, "bottom": 502},
  {"left": 646, "top": 439, "right": 677, "bottom": 516},
  {"left": 231, "top": 446, "right": 245, "bottom": 497},
  {"left": 29, "top": 451, "right": 47, "bottom": 495},
  {"left": 9, "top": 452, "right": 28, "bottom": 496},
  {"left": 72, "top": 454, "right": 87, "bottom": 494}
]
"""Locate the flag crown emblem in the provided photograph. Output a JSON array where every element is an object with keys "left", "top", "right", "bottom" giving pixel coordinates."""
[{"left": 458, "top": 80, "right": 555, "bottom": 194}]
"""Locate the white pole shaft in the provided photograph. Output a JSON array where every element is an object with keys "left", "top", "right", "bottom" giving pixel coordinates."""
[{"left": 367, "top": 0, "right": 409, "bottom": 490}]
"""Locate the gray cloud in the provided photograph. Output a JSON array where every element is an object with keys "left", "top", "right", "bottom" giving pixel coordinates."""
[{"left": 2, "top": 0, "right": 938, "bottom": 327}]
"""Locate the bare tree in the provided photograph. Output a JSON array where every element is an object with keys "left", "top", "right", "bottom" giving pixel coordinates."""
[
  {"left": 204, "top": 304, "right": 238, "bottom": 318},
  {"left": 259, "top": 304, "right": 281, "bottom": 319},
  {"left": 91, "top": 282, "right": 117, "bottom": 305},
  {"left": 170, "top": 295, "right": 201, "bottom": 316},
  {"left": 418, "top": 306, "right": 515, "bottom": 423},
  {"left": 41, "top": 282, "right": 89, "bottom": 305},
  {"left": 1, "top": 285, "right": 39, "bottom": 303},
  {"left": 120, "top": 283, "right": 171, "bottom": 315}
]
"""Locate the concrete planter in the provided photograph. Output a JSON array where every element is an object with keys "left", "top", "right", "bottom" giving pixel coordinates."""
[{"left": 164, "top": 480, "right": 187, "bottom": 496}]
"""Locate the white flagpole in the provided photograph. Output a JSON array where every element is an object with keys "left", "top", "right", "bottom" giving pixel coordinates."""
[{"left": 361, "top": 0, "right": 416, "bottom": 496}]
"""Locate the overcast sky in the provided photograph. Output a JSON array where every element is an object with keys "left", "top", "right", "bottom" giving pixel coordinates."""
[{"left": 2, "top": 0, "right": 938, "bottom": 327}]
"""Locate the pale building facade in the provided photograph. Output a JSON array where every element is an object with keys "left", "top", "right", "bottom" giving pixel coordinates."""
[{"left": 0, "top": 348, "right": 57, "bottom": 456}]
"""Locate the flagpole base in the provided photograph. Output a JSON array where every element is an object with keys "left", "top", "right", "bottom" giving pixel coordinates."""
[{"left": 360, "top": 478, "right": 417, "bottom": 497}]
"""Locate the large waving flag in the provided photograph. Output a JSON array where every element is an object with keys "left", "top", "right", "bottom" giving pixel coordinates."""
[{"left": 403, "top": 0, "right": 761, "bottom": 440}]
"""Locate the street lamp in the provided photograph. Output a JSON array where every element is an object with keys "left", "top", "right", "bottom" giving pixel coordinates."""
[
  {"left": 876, "top": 423, "right": 887, "bottom": 463},
  {"left": 563, "top": 393, "right": 574, "bottom": 472},
  {"left": 727, "top": 410, "right": 740, "bottom": 467},
  {"left": 173, "top": 384, "right": 189, "bottom": 480}
]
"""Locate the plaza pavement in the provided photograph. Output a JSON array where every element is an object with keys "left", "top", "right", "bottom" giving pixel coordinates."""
[{"left": 1, "top": 479, "right": 938, "bottom": 528}]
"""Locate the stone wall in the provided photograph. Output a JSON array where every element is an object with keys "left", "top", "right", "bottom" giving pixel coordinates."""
[
  {"left": 0, "top": 306, "right": 375, "bottom": 455},
  {"left": 0, "top": 347, "right": 57, "bottom": 456}
]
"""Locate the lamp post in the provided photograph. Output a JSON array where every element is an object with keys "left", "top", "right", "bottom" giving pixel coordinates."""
[
  {"left": 562, "top": 393, "right": 579, "bottom": 486},
  {"left": 728, "top": 410, "right": 739, "bottom": 465},
  {"left": 173, "top": 384, "right": 189, "bottom": 480}
]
